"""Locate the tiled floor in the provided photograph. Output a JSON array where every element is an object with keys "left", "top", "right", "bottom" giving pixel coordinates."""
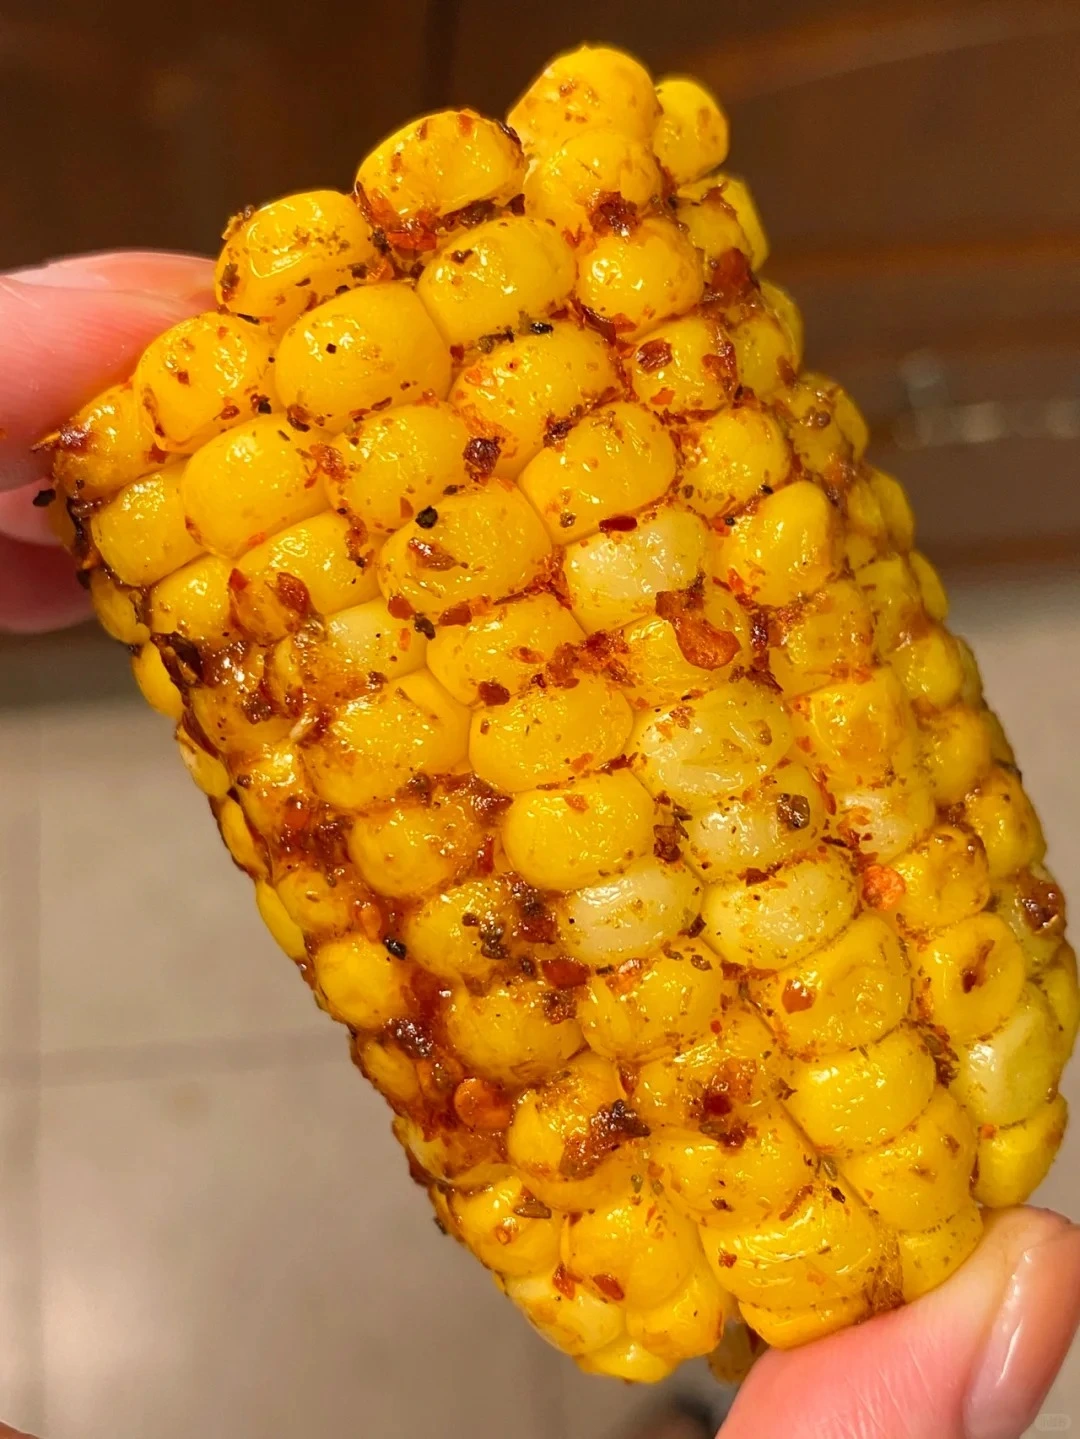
[{"left": 0, "top": 563, "right": 1076, "bottom": 1439}]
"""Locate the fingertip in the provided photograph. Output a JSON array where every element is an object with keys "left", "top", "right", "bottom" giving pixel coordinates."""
[{"left": 0, "top": 535, "right": 90, "bottom": 634}]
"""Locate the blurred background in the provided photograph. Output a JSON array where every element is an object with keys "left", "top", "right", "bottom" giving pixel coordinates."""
[{"left": 0, "top": 0, "right": 1078, "bottom": 1436}]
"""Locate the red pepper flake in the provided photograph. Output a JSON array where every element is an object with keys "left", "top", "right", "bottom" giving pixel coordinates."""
[
  {"left": 284, "top": 403, "right": 311, "bottom": 431},
  {"left": 578, "top": 305, "right": 634, "bottom": 345},
  {"left": 274, "top": 571, "right": 311, "bottom": 616},
  {"left": 776, "top": 793, "right": 812, "bottom": 830},
  {"left": 1017, "top": 872, "right": 1065, "bottom": 934},
  {"left": 653, "top": 824, "right": 682, "bottom": 862},
  {"left": 635, "top": 338, "right": 673, "bottom": 373},
  {"left": 408, "top": 536, "right": 458, "bottom": 571},
  {"left": 598, "top": 514, "right": 638, "bottom": 534},
  {"left": 702, "top": 341, "right": 739, "bottom": 391},
  {"left": 862, "top": 864, "right": 906, "bottom": 911},
  {"left": 782, "top": 978, "right": 816, "bottom": 1014},
  {"left": 559, "top": 1100, "right": 650, "bottom": 1180},
  {"left": 552, "top": 1265, "right": 577, "bottom": 1300},
  {"left": 218, "top": 400, "right": 241, "bottom": 421},
  {"left": 708, "top": 247, "right": 755, "bottom": 304},
  {"left": 477, "top": 681, "right": 511, "bottom": 707},
  {"left": 387, "top": 595, "right": 414, "bottom": 620},
  {"left": 541, "top": 957, "right": 589, "bottom": 989},
  {"left": 589, "top": 191, "right": 639, "bottom": 238},
  {"left": 439, "top": 601, "right": 473, "bottom": 627},
  {"left": 591, "top": 1273, "right": 626, "bottom": 1302},
  {"left": 218, "top": 261, "right": 240, "bottom": 301},
  {"left": 463, "top": 436, "right": 502, "bottom": 478}
]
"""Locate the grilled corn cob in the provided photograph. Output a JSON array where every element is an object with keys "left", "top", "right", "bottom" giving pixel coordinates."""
[{"left": 47, "top": 43, "right": 1074, "bottom": 1383}]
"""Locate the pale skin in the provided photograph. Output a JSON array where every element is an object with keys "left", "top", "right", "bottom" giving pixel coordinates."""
[{"left": 1, "top": 253, "right": 1079, "bottom": 1439}]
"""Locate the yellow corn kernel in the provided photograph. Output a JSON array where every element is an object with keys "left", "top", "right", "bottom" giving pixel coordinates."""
[
  {"left": 181, "top": 417, "right": 327, "bottom": 559},
  {"left": 779, "top": 375, "right": 866, "bottom": 475},
  {"left": 188, "top": 660, "right": 291, "bottom": 760},
  {"left": 394, "top": 1115, "right": 504, "bottom": 1190},
  {"left": 913, "top": 913, "right": 1026, "bottom": 1045},
  {"left": 992, "top": 866, "right": 1067, "bottom": 972},
  {"left": 619, "top": 604, "right": 747, "bottom": 708},
  {"left": 649, "top": 1108, "right": 817, "bottom": 1226},
  {"left": 578, "top": 938, "right": 732, "bottom": 1063},
  {"left": 768, "top": 579, "right": 875, "bottom": 696},
  {"left": 791, "top": 666, "right": 915, "bottom": 787},
  {"left": 633, "top": 1007, "right": 776, "bottom": 1131},
  {"left": 48, "top": 383, "right": 158, "bottom": 499},
  {"left": 700, "top": 1179, "right": 883, "bottom": 1309},
  {"left": 703, "top": 846, "right": 859, "bottom": 972},
  {"left": 322, "top": 400, "right": 470, "bottom": 535},
  {"left": 450, "top": 321, "right": 619, "bottom": 478},
  {"left": 302, "top": 670, "right": 469, "bottom": 809},
  {"left": 233, "top": 511, "right": 378, "bottom": 640},
  {"left": 629, "top": 314, "right": 733, "bottom": 418},
  {"left": 348, "top": 787, "right": 483, "bottom": 900},
  {"left": 91, "top": 464, "right": 201, "bottom": 587},
  {"left": 506, "top": 1052, "right": 643, "bottom": 1211},
  {"left": 148, "top": 555, "right": 235, "bottom": 645},
  {"left": 231, "top": 741, "right": 306, "bottom": 839},
  {"left": 357, "top": 111, "right": 524, "bottom": 228},
  {"left": 255, "top": 878, "right": 307, "bottom": 960},
  {"left": 445, "top": 977, "right": 583, "bottom": 1087},
  {"left": 563, "top": 1193, "right": 698, "bottom": 1310},
  {"left": 519, "top": 402, "right": 676, "bottom": 544},
  {"left": 216, "top": 190, "right": 380, "bottom": 332},
  {"left": 403, "top": 876, "right": 517, "bottom": 986},
  {"left": 890, "top": 625, "right": 966, "bottom": 710},
  {"left": 749, "top": 912, "right": 910, "bottom": 1057},
  {"left": 357, "top": 1034, "right": 422, "bottom": 1107},
  {"left": 522, "top": 130, "right": 662, "bottom": 238},
  {"left": 727, "top": 288, "right": 801, "bottom": 400},
  {"left": 417, "top": 218, "right": 575, "bottom": 348},
  {"left": 868, "top": 469, "right": 916, "bottom": 552},
  {"left": 857, "top": 553, "right": 923, "bottom": 653},
  {"left": 270, "top": 596, "right": 426, "bottom": 708},
  {"left": 910, "top": 550, "right": 948, "bottom": 621},
  {"left": 951, "top": 984, "right": 1062, "bottom": 1127},
  {"left": 469, "top": 674, "right": 632, "bottom": 792},
  {"left": 273, "top": 863, "right": 368, "bottom": 938},
  {"left": 564, "top": 506, "right": 709, "bottom": 633},
  {"left": 626, "top": 1262, "right": 732, "bottom": 1365},
  {"left": 842, "top": 476, "right": 890, "bottom": 571},
  {"left": 426, "top": 594, "right": 584, "bottom": 705},
  {"left": 782, "top": 1025, "right": 937, "bottom": 1156},
  {"left": 451, "top": 1175, "right": 564, "bottom": 1278},
  {"left": 963, "top": 765, "right": 1045, "bottom": 880},
  {"left": 557, "top": 856, "right": 703, "bottom": 966},
  {"left": 275, "top": 286, "right": 451, "bottom": 431},
  {"left": 632, "top": 681, "right": 792, "bottom": 808},
  {"left": 1041, "top": 944, "right": 1080, "bottom": 1059},
  {"left": 973, "top": 1095, "right": 1068, "bottom": 1208},
  {"left": 134, "top": 312, "right": 273, "bottom": 453},
  {"left": 578, "top": 1337, "right": 675, "bottom": 1383},
  {"left": 503, "top": 1269, "right": 624, "bottom": 1358},
  {"left": 898, "top": 1204, "right": 983, "bottom": 1302},
  {"left": 508, "top": 44, "right": 659, "bottom": 150},
  {"left": 314, "top": 934, "right": 413, "bottom": 1030},
  {"left": 720, "top": 479, "right": 840, "bottom": 607},
  {"left": 216, "top": 795, "right": 266, "bottom": 878},
  {"left": 681, "top": 405, "right": 791, "bottom": 521},
  {"left": 739, "top": 1294, "right": 869, "bottom": 1351},
  {"left": 674, "top": 175, "right": 768, "bottom": 271},
  {"left": 502, "top": 770, "right": 655, "bottom": 892},
  {"left": 843, "top": 1087, "right": 976, "bottom": 1230},
  {"left": 131, "top": 642, "right": 183, "bottom": 719},
  {"left": 575, "top": 217, "right": 704, "bottom": 340},
  {"left": 652, "top": 77, "right": 729, "bottom": 184},
  {"left": 892, "top": 825, "right": 991, "bottom": 934},
  {"left": 834, "top": 767, "right": 937, "bottom": 865},
  {"left": 683, "top": 759, "right": 826, "bottom": 879},
  {"left": 90, "top": 569, "right": 149, "bottom": 645},
  {"left": 377, "top": 480, "right": 551, "bottom": 618},
  {"left": 920, "top": 704, "right": 994, "bottom": 805}
]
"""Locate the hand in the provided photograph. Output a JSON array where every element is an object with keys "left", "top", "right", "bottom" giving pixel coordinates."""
[
  {"left": 0, "top": 250, "right": 213, "bottom": 633},
  {"left": 722, "top": 1206, "right": 1080, "bottom": 1439}
]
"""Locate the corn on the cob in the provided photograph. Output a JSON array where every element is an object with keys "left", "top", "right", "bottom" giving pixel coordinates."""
[{"left": 47, "top": 43, "right": 1074, "bottom": 1384}]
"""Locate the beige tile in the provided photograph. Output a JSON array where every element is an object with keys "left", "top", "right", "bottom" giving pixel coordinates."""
[
  {"left": 0, "top": 709, "right": 40, "bottom": 1070},
  {"left": 558, "top": 1360, "right": 732, "bottom": 1439},
  {"left": 37, "top": 698, "right": 330, "bottom": 1058},
  {"left": 39, "top": 1055, "right": 556, "bottom": 1439},
  {"left": 0, "top": 1088, "right": 43, "bottom": 1435}
]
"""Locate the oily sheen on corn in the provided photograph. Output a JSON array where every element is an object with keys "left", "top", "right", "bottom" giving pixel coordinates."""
[{"left": 49, "top": 45, "right": 1075, "bottom": 1383}]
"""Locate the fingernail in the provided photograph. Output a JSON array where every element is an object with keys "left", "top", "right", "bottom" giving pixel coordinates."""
[
  {"left": 965, "top": 1221, "right": 1080, "bottom": 1439},
  {"left": 7, "top": 250, "right": 213, "bottom": 304}
]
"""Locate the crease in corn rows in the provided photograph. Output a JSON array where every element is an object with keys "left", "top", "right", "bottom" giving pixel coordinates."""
[{"left": 48, "top": 44, "right": 1074, "bottom": 1384}]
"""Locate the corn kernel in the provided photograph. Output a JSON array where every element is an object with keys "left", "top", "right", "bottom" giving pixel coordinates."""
[
  {"left": 216, "top": 190, "right": 380, "bottom": 332},
  {"left": 275, "top": 286, "right": 451, "bottom": 431},
  {"left": 920, "top": 704, "right": 994, "bottom": 805},
  {"left": 578, "top": 938, "right": 732, "bottom": 1062},
  {"left": 216, "top": 795, "right": 267, "bottom": 878},
  {"left": 681, "top": 405, "right": 791, "bottom": 521},
  {"left": 314, "top": 933, "right": 413, "bottom": 1029},
  {"left": 992, "top": 866, "right": 1067, "bottom": 971},
  {"left": 148, "top": 555, "right": 235, "bottom": 645},
  {"left": 445, "top": 977, "right": 583, "bottom": 1087},
  {"left": 234, "top": 512, "right": 377, "bottom": 642},
  {"left": 652, "top": 77, "right": 729, "bottom": 185},
  {"left": 963, "top": 765, "right": 1045, "bottom": 880},
  {"left": 683, "top": 759, "right": 826, "bottom": 879},
  {"left": 90, "top": 569, "right": 148, "bottom": 646},
  {"left": 135, "top": 312, "right": 273, "bottom": 453},
  {"left": 49, "top": 383, "right": 158, "bottom": 499},
  {"left": 913, "top": 913, "right": 1026, "bottom": 1045},
  {"left": 897, "top": 1204, "right": 983, "bottom": 1301},
  {"left": 188, "top": 650, "right": 291, "bottom": 758},
  {"left": 890, "top": 625, "right": 966, "bottom": 710},
  {"left": 633, "top": 1007, "right": 775, "bottom": 1131},
  {"left": 843, "top": 1087, "right": 976, "bottom": 1230},
  {"left": 255, "top": 878, "right": 307, "bottom": 960},
  {"left": 273, "top": 862, "right": 368, "bottom": 937},
  {"left": 750, "top": 912, "right": 910, "bottom": 1057},
  {"left": 469, "top": 674, "right": 632, "bottom": 792},
  {"left": 892, "top": 825, "right": 991, "bottom": 934},
  {"left": 780, "top": 374, "right": 867, "bottom": 474},
  {"left": 619, "top": 602, "right": 747, "bottom": 708},
  {"left": 768, "top": 579, "right": 875, "bottom": 696},
  {"left": 92, "top": 464, "right": 201, "bottom": 586},
  {"left": 509, "top": 45, "right": 659, "bottom": 150},
  {"left": 973, "top": 1095, "right": 1068, "bottom": 1207},
  {"left": 834, "top": 768, "right": 936, "bottom": 865},
  {"left": 792, "top": 666, "right": 915, "bottom": 787},
  {"left": 577, "top": 1337, "right": 676, "bottom": 1382},
  {"left": 231, "top": 741, "right": 306, "bottom": 839},
  {"left": 504, "top": 1269, "right": 624, "bottom": 1357},
  {"left": 451, "top": 1175, "right": 563, "bottom": 1278},
  {"left": 524, "top": 131, "right": 662, "bottom": 238},
  {"left": 557, "top": 857, "right": 703, "bottom": 966},
  {"left": 270, "top": 596, "right": 425, "bottom": 708},
  {"left": 720, "top": 481, "right": 840, "bottom": 607},
  {"left": 403, "top": 877, "right": 517, "bottom": 986},
  {"left": 519, "top": 402, "right": 676, "bottom": 543},
  {"left": 565, "top": 505, "right": 709, "bottom": 633},
  {"left": 727, "top": 289, "right": 801, "bottom": 400},
  {"left": 377, "top": 480, "right": 551, "bottom": 617},
  {"left": 563, "top": 1193, "right": 698, "bottom": 1309},
  {"left": 450, "top": 321, "right": 619, "bottom": 478},
  {"left": 910, "top": 550, "right": 948, "bottom": 621},
  {"left": 625, "top": 1262, "right": 731, "bottom": 1364},
  {"left": 131, "top": 642, "right": 183, "bottom": 719},
  {"left": 869, "top": 469, "right": 916, "bottom": 552},
  {"left": 629, "top": 314, "right": 734, "bottom": 418},
  {"left": 502, "top": 770, "right": 656, "bottom": 891},
  {"left": 418, "top": 218, "right": 575, "bottom": 348},
  {"left": 575, "top": 217, "right": 703, "bottom": 340},
  {"left": 1041, "top": 944, "right": 1080, "bottom": 1059},
  {"left": 394, "top": 1115, "right": 504, "bottom": 1189},
  {"left": 427, "top": 594, "right": 585, "bottom": 705},
  {"left": 674, "top": 175, "right": 768, "bottom": 271},
  {"left": 739, "top": 1294, "right": 870, "bottom": 1350},
  {"left": 951, "top": 984, "right": 1062, "bottom": 1127},
  {"left": 348, "top": 786, "right": 483, "bottom": 900}
]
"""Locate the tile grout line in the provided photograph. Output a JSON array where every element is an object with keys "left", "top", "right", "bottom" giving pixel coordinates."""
[{"left": 26, "top": 715, "right": 45, "bottom": 1432}]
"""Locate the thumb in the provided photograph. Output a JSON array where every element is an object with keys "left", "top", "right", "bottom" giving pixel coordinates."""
[{"left": 721, "top": 1207, "right": 1080, "bottom": 1439}]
